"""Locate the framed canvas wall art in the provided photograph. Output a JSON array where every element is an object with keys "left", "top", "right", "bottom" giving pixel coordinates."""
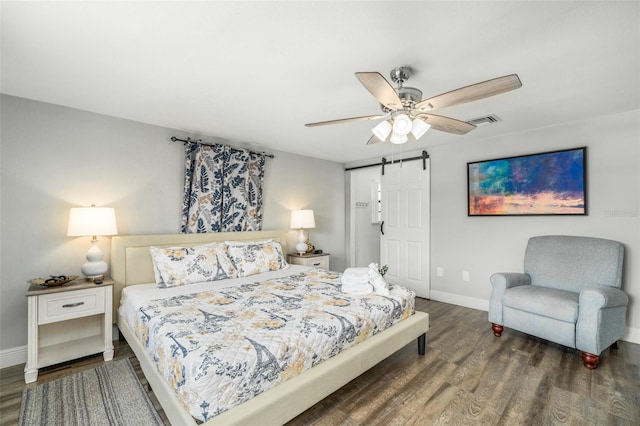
[{"left": 467, "top": 147, "right": 587, "bottom": 216}]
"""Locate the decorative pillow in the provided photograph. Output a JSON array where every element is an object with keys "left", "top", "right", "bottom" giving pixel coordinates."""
[
  {"left": 149, "top": 243, "right": 236, "bottom": 288},
  {"left": 225, "top": 239, "right": 289, "bottom": 277}
]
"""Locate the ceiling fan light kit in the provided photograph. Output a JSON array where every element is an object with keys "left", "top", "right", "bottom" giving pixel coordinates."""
[
  {"left": 392, "top": 114, "right": 412, "bottom": 136},
  {"left": 305, "top": 65, "right": 522, "bottom": 145},
  {"left": 390, "top": 133, "right": 408, "bottom": 145},
  {"left": 372, "top": 120, "right": 392, "bottom": 141},
  {"left": 411, "top": 118, "right": 431, "bottom": 139}
]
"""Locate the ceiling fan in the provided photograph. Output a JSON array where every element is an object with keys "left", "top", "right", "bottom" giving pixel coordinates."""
[{"left": 305, "top": 66, "right": 522, "bottom": 145}]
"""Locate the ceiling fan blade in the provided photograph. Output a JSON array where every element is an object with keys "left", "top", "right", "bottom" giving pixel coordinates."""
[
  {"left": 366, "top": 135, "right": 383, "bottom": 145},
  {"left": 416, "top": 113, "right": 477, "bottom": 135},
  {"left": 355, "top": 72, "right": 403, "bottom": 110},
  {"left": 414, "top": 74, "right": 522, "bottom": 112},
  {"left": 305, "top": 114, "right": 386, "bottom": 127}
]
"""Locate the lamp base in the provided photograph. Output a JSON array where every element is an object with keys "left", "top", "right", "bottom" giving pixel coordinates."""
[
  {"left": 81, "top": 239, "right": 108, "bottom": 279},
  {"left": 296, "top": 229, "right": 307, "bottom": 255},
  {"left": 81, "top": 261, "right": 108, "bottom": 279}
]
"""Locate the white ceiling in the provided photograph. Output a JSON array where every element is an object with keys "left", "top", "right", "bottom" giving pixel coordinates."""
[{"left": 2, "top": 1, "right": 639, "bottom": 164}]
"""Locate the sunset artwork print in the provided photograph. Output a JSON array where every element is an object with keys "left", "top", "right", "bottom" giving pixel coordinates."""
[{"left": 467, "top": 147, "right": 586, "bottom": 216}]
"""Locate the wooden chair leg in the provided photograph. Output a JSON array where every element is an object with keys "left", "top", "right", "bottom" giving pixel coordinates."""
[
  {"left": 581, "top": 351, "right": 599, "bottom": 369},
  {"left": 491, "top": 323, "right": 503, "bottom": 337}
]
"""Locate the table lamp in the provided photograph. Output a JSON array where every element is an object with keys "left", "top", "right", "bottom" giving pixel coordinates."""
[
  {"left": 67, "top": 205, "right": 118, "bottom": 280},
  {"left": 290, "top": 209, "right": 315, "bottom": 255}
]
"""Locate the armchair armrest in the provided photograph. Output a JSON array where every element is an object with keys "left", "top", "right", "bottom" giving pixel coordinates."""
[
  {"left": 576, "top": 286, "right": 629, "bottom": 354},
  {"left": 490, "top": 272, "right": 531, "bottom": 291},
  {"left": 579, "top": 286, "right": 629, "bottom": 309},
  {"left": 488, "top": 273, "right": 531, "bottom": 324}
]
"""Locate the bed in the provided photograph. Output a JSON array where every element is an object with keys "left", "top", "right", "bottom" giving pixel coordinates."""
[{"left": 111, "top": 230, "right": 429, "bottom": 425}]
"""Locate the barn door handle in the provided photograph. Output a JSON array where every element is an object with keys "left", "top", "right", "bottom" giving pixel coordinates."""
[{"left": 380, "top": 221, "right": 385, "bottom": 235}]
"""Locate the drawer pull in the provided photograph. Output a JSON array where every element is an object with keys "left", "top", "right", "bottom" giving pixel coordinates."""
[
  {"left": 62, "top": 302, "right": 85, "bottom": 308},
  {"left": 312, "top": 262, "right": 321, "bottom": 266}
]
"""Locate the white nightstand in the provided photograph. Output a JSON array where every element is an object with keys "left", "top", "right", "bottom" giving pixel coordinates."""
[
  {"left": 288, "top": 253, "right": 330, "bottom": 270},
  {"left": 24, "top": 278, "right": 114, "bottom": 383}
]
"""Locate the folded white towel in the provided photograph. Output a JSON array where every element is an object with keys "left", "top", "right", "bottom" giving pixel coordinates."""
[
  {"left": 341, "top": 267, "right": 369, "bottom": 285},
  {"left": 341, "top": 282, "right": 374, "bottom": 294},
  {"left": 341, "top": 267, "right": 373, "bottom": 294},
  {"left": 368, "top": 263, "right": 389, "bottom": 296}
]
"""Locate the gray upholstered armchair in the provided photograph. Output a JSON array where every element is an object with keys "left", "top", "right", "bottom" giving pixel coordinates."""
[{"left": 489, "top": 235, "right": 627, "bottom": 369}]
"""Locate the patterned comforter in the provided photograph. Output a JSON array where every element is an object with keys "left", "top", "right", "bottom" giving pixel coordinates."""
[{"left": 130, "top": 269, "right": 415, "bottom": 422}]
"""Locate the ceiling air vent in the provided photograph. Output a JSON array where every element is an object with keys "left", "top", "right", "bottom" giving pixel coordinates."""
[{"left": 467, "top": 114, "right": 502, "bottom": 126}]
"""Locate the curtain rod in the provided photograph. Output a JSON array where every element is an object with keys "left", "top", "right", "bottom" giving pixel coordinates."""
[
  {"left": 171, "top": 137, "right": 275, "bottom": 159},
  {"left": 345, "top": 150, "right": 429, "bottom": 175}
]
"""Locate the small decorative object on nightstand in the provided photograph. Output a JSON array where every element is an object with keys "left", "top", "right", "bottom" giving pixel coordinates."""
[
  {"left": 24, "top": 277, "right": 114, "bottom": 383},
  {"left": 288, "top": 253, "right": 330, "bottom": 270},
  {"left": 67, "top": 205, "right": 118, "bottom": 280}
]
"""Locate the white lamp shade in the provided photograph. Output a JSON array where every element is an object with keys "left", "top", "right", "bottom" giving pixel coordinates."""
[
  {"left": 390, "top": 133, "right": 408, "bottom": 144},
  {"left": 372, "top": 120, "right": 392, "bottom": 141},
  {"left": 411, "top": 118, "right": 431, "bottom": 139},
  {"left": 392, "top": 114, "right": 412, "bottom": 136},
  {"left": 290, "top": 209, "right": 315, "bottom": 229},
  {"left": 67, "top": 207, "right": 118, "bottom": 237}
]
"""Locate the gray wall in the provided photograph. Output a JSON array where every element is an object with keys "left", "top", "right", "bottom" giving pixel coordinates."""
[
  {"left": 0, "top": 94, "right": 346, "bottom": 354},
  {"left": 429, "top": 109, "right": 640, "bottom": 338}
]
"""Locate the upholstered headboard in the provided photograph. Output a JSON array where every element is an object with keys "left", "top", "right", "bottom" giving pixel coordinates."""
[{"left": 110, "top": 230, "right": 289, "bottom": 322}]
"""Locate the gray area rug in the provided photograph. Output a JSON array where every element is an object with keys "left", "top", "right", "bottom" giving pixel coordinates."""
[{"left": 19, "top": 358, "right": 164, "bottom": 425}]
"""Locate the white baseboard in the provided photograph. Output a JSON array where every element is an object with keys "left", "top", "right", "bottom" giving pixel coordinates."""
[
  {"left": 0, "top": 345, "right": 26, "bottom": 369},
  {"left": 623, "top": 326, "right": 640, "bottom": 344},
  {"left": 428, "top": 290, "right": 640, "bottom": 345},
  {"left": 429, "top": 290, "right": 490, "bottom": 312}
]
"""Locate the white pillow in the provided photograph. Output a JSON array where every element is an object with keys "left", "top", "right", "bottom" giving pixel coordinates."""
[
  {"left": 225, "top": 239, "right": 289, "bottom": 277},
  {"left": 149, "top": 243, "right": 237, "bottom": 288}
]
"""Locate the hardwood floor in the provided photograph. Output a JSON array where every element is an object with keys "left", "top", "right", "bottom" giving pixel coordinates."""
[{"left": 2, "top": 299, "right": 638, "bottom": 425}]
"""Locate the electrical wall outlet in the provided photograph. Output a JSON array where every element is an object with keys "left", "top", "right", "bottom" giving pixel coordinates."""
[
  {"left": 462, "top": 271, "right": 470, "bottom": 282},
  {"left": 436, "top": 267, "right": 444, "bottom": 277}
]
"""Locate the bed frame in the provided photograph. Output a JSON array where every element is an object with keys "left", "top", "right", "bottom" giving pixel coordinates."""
[{"left": 111, "top": 230, "right": 429, "bottom": 425}]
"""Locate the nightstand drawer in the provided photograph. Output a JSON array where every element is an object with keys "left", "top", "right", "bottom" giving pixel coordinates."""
[
  {"left": 38, "top": 287, "right": 105, "bottom": 325},
  {"left": 288, "top": 254, "right": 330, "bottom": 270},
  {"left": 306, "top": 257, "right": 329, "bottom": 270}
]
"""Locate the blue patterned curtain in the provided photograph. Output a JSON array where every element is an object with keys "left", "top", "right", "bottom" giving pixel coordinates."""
[{"left": 181, "top": 143, "right": 265, "bottom": 233}]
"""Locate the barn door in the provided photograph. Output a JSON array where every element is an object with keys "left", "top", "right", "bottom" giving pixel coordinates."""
[{"left": 380, "top": 159, "right": 430, "bottom": 298}]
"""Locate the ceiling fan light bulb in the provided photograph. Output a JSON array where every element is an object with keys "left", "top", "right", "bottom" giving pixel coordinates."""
[
  {"left": 392, "top": 114, "right": 412, "bottom": 136},
  {"left": 411, "top": 118, "right": 431, "bottom": 139},
  {"left": 372, "top": 120, "right": 392, "bottom": 141},
  {"left": 390, "top": 133, "right": 408, "bottom": 144}
]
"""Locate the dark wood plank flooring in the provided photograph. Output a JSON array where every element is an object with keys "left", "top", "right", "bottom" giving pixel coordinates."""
[{"left": 1, "top": 299, "right": 638, "bottom": 425}]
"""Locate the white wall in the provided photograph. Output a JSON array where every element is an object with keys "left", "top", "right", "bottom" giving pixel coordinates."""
[
  {"left": 429, "top": 109, "right": 640, "bottom": 341},
  {"left": 0, "top": 94, "right": 346, "bottom": 360}
]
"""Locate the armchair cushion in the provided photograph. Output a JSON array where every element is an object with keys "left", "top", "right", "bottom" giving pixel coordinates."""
[{"left": 503, "top": 286, "right": 579, "bottom": 323}]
